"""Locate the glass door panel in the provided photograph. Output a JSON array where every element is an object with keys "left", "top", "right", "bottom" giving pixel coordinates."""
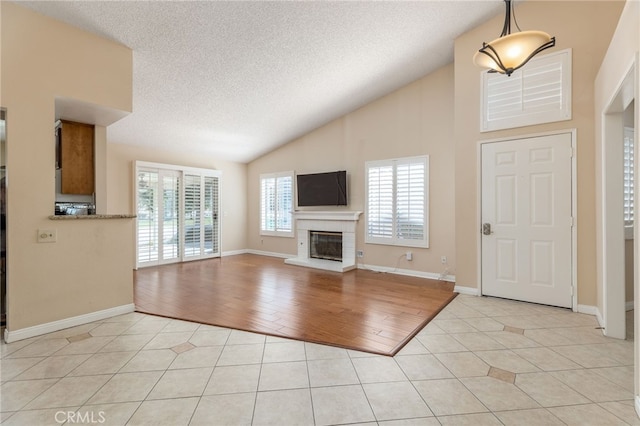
[
  {"left": 204, "top": 176, "right": 219, "bottom": 255},
  {"left": 137, "top": 169, "right": 181, "bottom": 266},
  {"left": 162, "top": 174, "right": 180, "bottom": 261},
  {"left": 183, "top": 174, "right": 202, "bottom": 258},
  {"left": 137, "top": 170, "right": 159, "bottom": 264}
]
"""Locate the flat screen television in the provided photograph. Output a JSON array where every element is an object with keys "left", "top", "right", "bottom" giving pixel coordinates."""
[{"left": 296, "top": 170, "right": 348, "bottom": 206}]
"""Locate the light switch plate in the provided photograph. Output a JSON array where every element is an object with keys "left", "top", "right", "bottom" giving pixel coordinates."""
[{"left": 37, "top": 229, "right": 57, "bottom": 243}]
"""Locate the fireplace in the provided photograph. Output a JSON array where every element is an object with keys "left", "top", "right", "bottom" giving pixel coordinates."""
[
  {"left": 310, "top": 231, "right": 342, "bottom": 262},
  {"left": 284, "top": 211, "right": 362, "bottom": 272}
]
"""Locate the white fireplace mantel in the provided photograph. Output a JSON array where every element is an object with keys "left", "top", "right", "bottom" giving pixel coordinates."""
[
  {"left": 285, "top": 211, "right": 362, "bottom": 272},
  {"left": 292, "top": 211, "right": 362, "bottom": 222}
]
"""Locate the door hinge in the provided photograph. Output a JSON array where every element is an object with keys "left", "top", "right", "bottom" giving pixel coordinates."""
[
  {"left": 569, "top": 147, "right": 574, "bottom": 158},
  {"left": 569, "top": 217, "right": 575, "bottom": 227}
]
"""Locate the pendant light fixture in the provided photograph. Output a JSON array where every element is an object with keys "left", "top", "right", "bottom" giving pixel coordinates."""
[{"left": 473, "top": 0, "right": 555, "bottom": 76}]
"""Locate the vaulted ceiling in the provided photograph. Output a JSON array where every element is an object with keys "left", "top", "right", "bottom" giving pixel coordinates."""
[{"left": 18, "top": 1, "right": 502, "bottom": 163}]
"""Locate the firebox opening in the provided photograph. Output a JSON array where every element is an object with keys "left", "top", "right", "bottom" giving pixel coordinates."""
[{"left": 310, "top": 231, "right": 342, "bottom": 262}]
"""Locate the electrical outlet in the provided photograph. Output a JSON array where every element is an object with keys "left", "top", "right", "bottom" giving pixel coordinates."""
[
  {"left": 37, "top": 229, "right": 57, "bottom": 243},
  {"left": 406, "top": 251, "right": 413, "bottom": 261},
  {"left": 357, "top": 250, "right": 364, "bottom": 258},
  {"left": 441, "top": 256, "right": 447, "bottom": 264}
]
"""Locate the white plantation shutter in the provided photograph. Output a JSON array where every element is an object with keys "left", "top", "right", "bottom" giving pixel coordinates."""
[
  {"left": 183, "top": 174, "right": 202, "bottom": 258},
  {"left": 261, "top": 177, "right": 276, "bottom": 232},
  {"left": 137, "top": 170, "right": 159, "bottom": 264},
  {"left": 482, "top": 49, "right": 571, "bottom": 132},
  {"left": 204, "top": 176, "right": 219, "bottom": 254},
  {"left": 366, "top": 156, "right": 429, "bottom": 248},
  {"left": 276, "top": 175, "right": 293, "bottom": 232},
  {"left": 624, "top": 127, "right": 635, "bottom": 228},
  {"left": 162, "top": 174, "right": 180, "bottom": 261},
  {"left": 367, "top": 165, "right": 394, "bottom": 239},
  {"left": 396, "top": 161, "right": 425, "bottom": 241},
  {"left": 260, "top": 171, "right": 293, "bottom": 236}
]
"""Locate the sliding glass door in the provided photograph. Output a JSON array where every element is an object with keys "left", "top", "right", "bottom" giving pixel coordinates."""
[{"left": 136, "top": 162, "right": 220, "bottom": 268}]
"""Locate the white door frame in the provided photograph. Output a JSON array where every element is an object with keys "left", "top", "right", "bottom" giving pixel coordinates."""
[
  {"left": 476, "top": 129, "right": 578, "bottom": 310},
  {"left": 600, "top": 58, "right": 637, "bottom": 340}
]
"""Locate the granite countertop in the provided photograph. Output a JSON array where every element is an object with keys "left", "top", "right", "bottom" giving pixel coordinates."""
[{"left": 48, "top": 214, "right": 136, "bottom": 220}]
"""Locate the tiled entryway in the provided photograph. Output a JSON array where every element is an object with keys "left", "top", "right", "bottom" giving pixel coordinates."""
[{"left": 1, "top": 295, "right": 636, "bottom": 425}]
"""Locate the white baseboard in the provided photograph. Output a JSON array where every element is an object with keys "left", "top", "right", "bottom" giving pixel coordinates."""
[
  {"left": 245, "top": 249, "right": 293, "bottom": 259},
  {"left": 576, "top": 304, "right": 598, "bottom": 316},
  {"left": 4, "top": 304, "right": 135, "bottom": 343},
  {"left": 243, "top": 251, "right": 456, "bottom": 282},
  {"left": 577, "top": 304, "right": 604, "bottom": 328},
  {"left": 356, "top": 263, "right": 455, "bottom": 283},
  {"left": 454, "top": 285, "right": 480, "bottom": 296},
  {"left": 626, "top": 301, "right": 635, "bottom": 311},
  {"left": 221, "top": 249, "right": 249, "bottom": 257}
]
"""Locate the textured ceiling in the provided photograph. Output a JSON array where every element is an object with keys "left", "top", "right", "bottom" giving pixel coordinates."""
[{"left": 17, "top": 1, "right": 502, "bottom": 163}]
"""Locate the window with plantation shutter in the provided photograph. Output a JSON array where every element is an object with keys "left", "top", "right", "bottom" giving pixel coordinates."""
[
  {"left": 366, "top": 156, "right": 429, "bottom": 248},
  {"left": 481, "top": 49, "right": 571, "bottom": 132},
  {"left": 624, "top": 127, "right": 634, "bottom": 234},
  {"left": 260, "top": 171, "right": 294, "bottom": 237}
]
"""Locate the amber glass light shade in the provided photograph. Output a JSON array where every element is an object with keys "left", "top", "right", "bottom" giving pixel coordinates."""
[
  {"left": 473, "top": 30, "right": 555, "bottom": 75},
  {"left": 473, "top": 0, "right": 555, "bottom": 76}
]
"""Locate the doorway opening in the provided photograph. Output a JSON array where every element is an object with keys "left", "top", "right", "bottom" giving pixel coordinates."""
[{"left": 601, "top": 64, "right": 636, "bottom": 340}]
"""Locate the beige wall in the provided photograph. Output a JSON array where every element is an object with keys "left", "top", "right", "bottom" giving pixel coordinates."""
[
  {"left": 248, "top": 64, "right": 455, "bottom": 276},
  {"left": 454, "top": 1, "right": 625, "bottom": 305},
  {"left": 106, "top": 143, "right": 248, "bottom": 254},
  {"left": 1, "top": 3, "right": 134, "bottom": 330}
]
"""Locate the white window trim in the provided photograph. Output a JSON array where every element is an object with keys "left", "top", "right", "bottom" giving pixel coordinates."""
[
  {"left": 481, "top": 48, "right": 572, "bottom": 132},
  {"left": 260, "top": 171, "right": 294, "bottom": 238},
  {"left": 365, "top": 155, "right": 429, "bottom": 248}
]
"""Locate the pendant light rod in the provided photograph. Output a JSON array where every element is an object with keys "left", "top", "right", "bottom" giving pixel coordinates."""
[{"left": 500, "top": 0, "right": 512, "bottom": 37}]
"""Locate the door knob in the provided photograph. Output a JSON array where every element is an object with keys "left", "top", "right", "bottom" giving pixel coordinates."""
[{"left": 482, "top": 223, "right": 493, "bottom": 235}]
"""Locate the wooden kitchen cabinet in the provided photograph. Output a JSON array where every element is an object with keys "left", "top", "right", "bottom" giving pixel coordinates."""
[{"left": 60, "top": 120, "right": 94, "bottom": 195}]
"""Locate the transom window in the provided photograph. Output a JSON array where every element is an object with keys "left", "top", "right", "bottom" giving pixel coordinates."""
[{"left": 481, "top": 49, "right": 572, "bottom": 132}]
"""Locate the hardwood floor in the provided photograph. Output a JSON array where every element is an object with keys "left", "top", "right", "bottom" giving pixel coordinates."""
[{"left": 134, "top": 254, "right": 457, "bottom": 355}]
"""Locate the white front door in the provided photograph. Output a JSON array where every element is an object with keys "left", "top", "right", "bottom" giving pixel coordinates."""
[{"left": 481, "top": 133, "right": 573, "bottom": 308}]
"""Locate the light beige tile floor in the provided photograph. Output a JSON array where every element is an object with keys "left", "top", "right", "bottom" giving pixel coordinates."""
[{"left": 0, "top": 294, "right": 637, "bottom": 425}]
